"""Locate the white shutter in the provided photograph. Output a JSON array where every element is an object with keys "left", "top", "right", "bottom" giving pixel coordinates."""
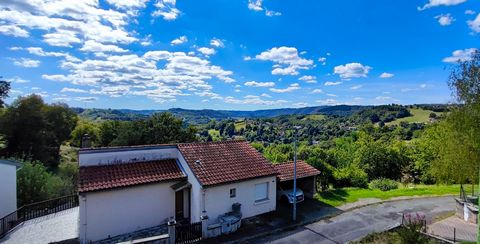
[{"left": 255, "top": 182, "right": 268, "bottom": 202}]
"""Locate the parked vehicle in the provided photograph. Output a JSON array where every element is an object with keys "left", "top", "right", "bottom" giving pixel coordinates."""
[{"left": 278, "top": 187, "right": 304, "bottom": 204}]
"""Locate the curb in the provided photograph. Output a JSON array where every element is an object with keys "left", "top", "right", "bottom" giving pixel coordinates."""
[{"left": 224, "top": 194, "right": 456, "bottom": 243}]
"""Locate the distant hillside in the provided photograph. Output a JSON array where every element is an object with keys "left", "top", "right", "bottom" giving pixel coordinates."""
[{"left": 75, "top": 105, "right": 369, "bottom": 124}]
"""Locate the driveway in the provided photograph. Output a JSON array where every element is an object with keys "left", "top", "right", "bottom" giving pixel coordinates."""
[
  {"left": 251, "top": 196, "right": 455, "bottom": 244},
  {"left": 1, "top": 207, "right": 79, "bottom": 244}
]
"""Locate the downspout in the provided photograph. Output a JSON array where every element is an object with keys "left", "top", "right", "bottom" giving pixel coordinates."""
[
  {"left": 202, "top": 188, "right": 206, "bottom": 214},
  {"left": 82, "top": 195, "right": 87, "bottom": 243}
]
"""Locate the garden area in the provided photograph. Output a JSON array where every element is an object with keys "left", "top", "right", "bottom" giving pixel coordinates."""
[{"left": 316, "top": 183, "right": 461, "bottom": 207}]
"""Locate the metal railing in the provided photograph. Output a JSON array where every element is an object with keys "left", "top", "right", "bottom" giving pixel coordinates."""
[{"left": 0, "top": 194, "right": 78, "bottom": 238}]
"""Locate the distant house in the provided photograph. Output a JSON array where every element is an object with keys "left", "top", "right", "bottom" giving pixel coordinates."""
[
  {"left": 78, "top": 141, "right": 278, "bottom": 242},
  {"left": 0, "top": 160, "right": 21, "bottom": 218}
]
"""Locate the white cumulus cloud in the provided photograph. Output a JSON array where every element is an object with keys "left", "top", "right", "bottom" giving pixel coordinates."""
[
  {"left": 334, "top": 63, "right": 371, "bottom": 79},
  {"left": 379, "top": 72, "right": 394, "bottom": 78},
  {"left": 210, "top": 38, "right": 224, "bottom": 48},
  {"left": 467, "top": 13, "right": 480, "bottom": 33},
  {"left": 435, "top": 14, "right": 455, "bottom": 26},
  {"left": 299, "top": 75, "right": 317, "bottom": 83},
  {"left": 324, "top": 81, "right": 342, "bottom": 86},
  {"left": 443, "top": 48, "right": 478, "bottom": 63},
  {"left": 269, "top": 83, "right": 300, "bottom": 93},
  {"left": 197, "top": 47, "right": 216, "bottom": 56},
  {"left": 13, "top": 58, "right": 40, "bottom": 68},
  {"left": 244, "top": 81, "right": 275, "bottom": 87},
  {"left": 255, "top": 46, "right": 314, "bottom": 76},
  {"left": 418, "top": 0, "right": 467, "bottom": 11},
  {"left": 152, "top": 0, "right": 181, "bottom": 20},
  {"left": 171, "top": 35, "right": 188, "bottom": 45}
]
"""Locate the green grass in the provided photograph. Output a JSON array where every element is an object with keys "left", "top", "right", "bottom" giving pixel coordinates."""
[
  {"left": 386, "top": 108, "right": 443, "bottom": 126},
  {"left": 208, "top": 129, "right": 221, "bottom": 141},
  {"left": 316, "top": 184, "right": 459, "bottom": 207},
  {"left": 234, "top": 120, "right": 246, "bottom": 131},
  {"left": 302, "top": 114, "right": 326, "bottom": 121}
]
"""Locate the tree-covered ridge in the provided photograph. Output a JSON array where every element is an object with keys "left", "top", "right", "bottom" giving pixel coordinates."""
[
  {"left": 75, "top": 105, "right": 370, "bottom": 124},
  {"left": 196, "top": 104, "right": 449, "bottom": 144}
]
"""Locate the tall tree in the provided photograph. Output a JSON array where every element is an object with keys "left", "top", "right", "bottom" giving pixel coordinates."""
[
  {"left": 0, "top": 95, "right": 78, "bottom": 167},
  {"left": 0, "top": 79, "right": 11, "bottom": 107}
]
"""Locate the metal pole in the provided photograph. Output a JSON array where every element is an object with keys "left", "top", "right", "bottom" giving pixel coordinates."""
[{"left": 293, "top": 127, "right": 297, "bottom": 222}]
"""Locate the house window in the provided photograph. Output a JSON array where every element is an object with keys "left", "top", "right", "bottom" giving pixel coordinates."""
[
  {"left": 254, "top": 182, "right": 269, "bottom": 202},
  {"left": 230, "top": 188, "right": 236, "bottom": 198}
]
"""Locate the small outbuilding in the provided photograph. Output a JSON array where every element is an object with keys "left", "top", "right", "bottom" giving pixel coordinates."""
[{"left": 274, "top": 161, "right": 320, "bottom": 198}]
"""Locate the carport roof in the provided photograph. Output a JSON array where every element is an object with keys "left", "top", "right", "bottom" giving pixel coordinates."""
[{"left": 274, "top": 161, "right": 320, "bottom": 182}]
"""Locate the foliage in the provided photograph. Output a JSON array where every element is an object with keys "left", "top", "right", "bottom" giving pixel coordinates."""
[
  {"left": 70, "top": 119, "right": 100, "bottom": 147},
  {"left": 397, "top": 213, "right": 428, "bottom": 244},
  {"left": 353, "top": 231, "right": 402, "bottom": 244},
  {"left": 17, "top": 161, "right": 73, "bottom": 206},
  {"left": 425, "top": 52, "right": 480, "bottom": 184},
  {"left": 0, "top": 79, "right": 10, "bottom": 107},
  {"left": 92, "top": 112, "right": 197, "bottom": 147},
  {"left": 333, "top": 165, "right": 369, "bottom": 188},
  {"left": 0, "top": 95, "right": 78, "bottom": 167},
  {"left": 369, "top": 178, "right": 399, "bottom": 191}
]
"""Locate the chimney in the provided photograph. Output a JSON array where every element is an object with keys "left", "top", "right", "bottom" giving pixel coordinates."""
[{"left": 81, "top": 134, "right": 91, "bottom": 148}]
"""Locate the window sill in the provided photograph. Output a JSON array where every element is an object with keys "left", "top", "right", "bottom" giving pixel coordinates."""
[{"left": 254, "top": 199, "right": 270, "bottom": 205}]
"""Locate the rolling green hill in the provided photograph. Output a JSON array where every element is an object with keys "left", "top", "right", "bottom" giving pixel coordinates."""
[{"left": 386, "top": 108, "right": 444, "bottom": 125}]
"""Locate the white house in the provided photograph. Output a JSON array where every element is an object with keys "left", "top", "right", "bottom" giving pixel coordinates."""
[
  {"left": 78, "top": 140, "right": 278, "bottom": 243},
  {"left": 0, "top": 160, "right": 21, "bottom": 218}
]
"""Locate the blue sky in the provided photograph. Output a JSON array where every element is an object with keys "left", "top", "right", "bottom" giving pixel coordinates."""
[{"left": 0, "top": 0, "right": 479, "bottom": 110}]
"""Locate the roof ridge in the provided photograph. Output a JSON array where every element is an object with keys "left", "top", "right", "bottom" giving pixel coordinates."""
[{"left": 79, "top": 158, "right": 177, "bottom": 168}]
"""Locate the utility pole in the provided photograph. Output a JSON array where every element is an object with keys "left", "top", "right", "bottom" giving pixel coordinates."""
[{"left": 292, "top": 126, "right": 300, "bottom": 222}]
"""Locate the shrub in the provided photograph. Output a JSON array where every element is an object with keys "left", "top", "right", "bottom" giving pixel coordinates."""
[
  {"left": 369, "top": 178, "right": 398, "bottom": 191},
  {"left": 398, "top": 213, "right": 428, "bottom": 244},
  {"left": 334, "top": 166, "right": 369, "bottom": 188}
]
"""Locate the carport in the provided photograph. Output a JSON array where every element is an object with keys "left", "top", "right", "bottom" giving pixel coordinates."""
[{"left": 274, "top": 161, "right": 320, "bottom": 198}]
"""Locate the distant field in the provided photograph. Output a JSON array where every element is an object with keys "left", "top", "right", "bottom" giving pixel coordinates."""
[
  {"left": 302, "top": 114, "right": 326, "bottom": 121},
  {"left": 208, "top": 129, "right": 221, "bottom": 141},
  {"left": 316, "top": 184, "right": 459, "bottom": 207},
  {"left": 386, "top": 108, "right": 443, "bottom": 126},
  {"left": 234, "top": 120, "right": 246, "bottom": 131}
]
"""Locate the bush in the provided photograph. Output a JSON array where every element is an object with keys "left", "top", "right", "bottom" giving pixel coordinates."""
[
  {"left": 334, "top": 166, "right": 369, "bottom": 188},
  {"left": 17, "top": 160, "right": 72, "bottom": 206},
  {"left": 397, "top": 213, "right": 428, "bottom": 243},
  {"left": 369, "top": 178, "right": 398, "bottom": 191}
]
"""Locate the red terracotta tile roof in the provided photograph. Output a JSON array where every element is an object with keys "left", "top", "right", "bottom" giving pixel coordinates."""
[
  {"left": 274, "top": 161, "right": 321, "bottom": 182},
  {"left": 177, "top": 140, "right": 277, "bottom": 186},
  {"left": 79, "top": 159, "right": 185, "bottom": 193}
]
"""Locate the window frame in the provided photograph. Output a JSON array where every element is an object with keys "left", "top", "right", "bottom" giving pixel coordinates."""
[
  {"left": 254, "top": 182, "right": 269, "bottom": 203},
  {"left": 230, "top": 188, "right": 236, "bottom": 198}
]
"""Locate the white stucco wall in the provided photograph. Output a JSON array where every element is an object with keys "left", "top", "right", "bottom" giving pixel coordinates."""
[
  {"left": 79, "top": 182, "right": 178, "bottom": 243},
  {"left": 203, "top": 176, "right": 277, "bottom": 225},
  {"left": 176, "top": 151, "right": 203, "bottom": 223},
  {"left": 0, "top": 163, "right": 17, "bottom": 218},
  {"left": 78, "top": 147, "right": 179, "bottom": 166}
]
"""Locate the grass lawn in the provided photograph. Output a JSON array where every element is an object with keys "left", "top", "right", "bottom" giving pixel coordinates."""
[
  {"left": 316, "top": 184, "right": 460, "bottom": 207},
  {"left": 386, "top": 108, "right": 444, "bottom": 126},
  {"left": 234, "top": 120, "right": 246, "bottom": 131},
  {"left": 208, "top": 129, "right": 221, "bottom": 141},
  {"left": 302, "top": 114, "right": 326, "bottom": 121}
]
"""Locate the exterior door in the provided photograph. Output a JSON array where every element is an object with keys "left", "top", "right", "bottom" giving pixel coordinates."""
[{"left": 175, "top": 190, "right": 184, "bottom": 220}]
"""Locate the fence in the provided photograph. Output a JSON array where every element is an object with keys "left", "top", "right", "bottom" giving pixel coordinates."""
[
  {"left": 0, "top": 194, "right": 78, "bottom": 238},
  {"left": 175, "top": 221, "right": 202, "bottom": 244}
]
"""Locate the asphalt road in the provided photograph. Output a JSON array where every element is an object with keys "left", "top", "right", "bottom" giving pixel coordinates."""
[{"left": 251, "top": 196, "right": 455, "bottom": 244}]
